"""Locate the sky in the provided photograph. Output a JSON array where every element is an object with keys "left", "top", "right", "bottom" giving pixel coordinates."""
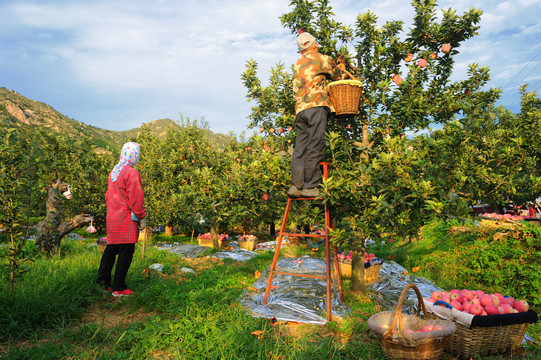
[{"left": 1, "top": 0, "right": 540, "bottom": 135}]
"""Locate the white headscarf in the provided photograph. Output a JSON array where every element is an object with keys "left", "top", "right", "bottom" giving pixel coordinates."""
[{"left": 111, "top": 142, "right": 141, "bottom": 182}]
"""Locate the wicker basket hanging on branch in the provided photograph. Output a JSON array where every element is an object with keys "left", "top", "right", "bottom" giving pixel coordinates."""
[{"left": 328, "top": 70, "right": 363, "bottom": 117}]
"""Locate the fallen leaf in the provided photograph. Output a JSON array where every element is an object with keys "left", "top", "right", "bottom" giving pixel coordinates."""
[
  {"left": 141, "top": 269, "right": 150, "bottom": 278},
  {"left": 403, "top": 270, "right": 409, "bottom": 275},
  {"left": 412, "top": 266, "right": 420, "bottom": 273},
  {"left": 251, "top": 330, "right": 264, "bottom": 339},
  {"left": 255, "top": 270, "right": 261, "bottom": 279}
]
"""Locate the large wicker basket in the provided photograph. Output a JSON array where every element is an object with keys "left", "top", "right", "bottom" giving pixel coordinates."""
[
  {"left": 426, "top": 300, "right": 537, "bottom": 358},
  {"left": 368, "top": 284, "right": 456, "bottom": 360},
  {"left": 328, "top": 76, "right": 363, "bottom": 116},
  {"left": 445, "top": 322, "right": 529, "bottom": 358}
]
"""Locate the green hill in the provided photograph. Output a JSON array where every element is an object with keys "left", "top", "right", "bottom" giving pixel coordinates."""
[{"left": 0, "top": 87, "right": 231, "bottom": 153}]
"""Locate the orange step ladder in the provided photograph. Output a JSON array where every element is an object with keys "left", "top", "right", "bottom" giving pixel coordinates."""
[{"left": 262, "top": 162, "right": 343, "bottom": 322}]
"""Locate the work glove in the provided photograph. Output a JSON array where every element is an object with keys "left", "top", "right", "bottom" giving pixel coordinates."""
[{"left": 138, "top": 217, "right": 147, "bottom": 231}]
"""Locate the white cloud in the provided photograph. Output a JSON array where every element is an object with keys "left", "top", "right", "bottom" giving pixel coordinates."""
[{"left": 0, "top": 0, "right": 540, "bottom": 133}]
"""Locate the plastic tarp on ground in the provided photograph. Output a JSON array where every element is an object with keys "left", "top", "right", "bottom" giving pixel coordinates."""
[
  {"left": 156, "top": 241, "right": 260, "bottom": 261},
  {"left": 240, "top": 256, "right": 350, "bottom": 325},
  {"left": 370, "top": 261, "right": 443, "bottom": 314},
  {"left": 156, "top": 243, "right": 211, "bottom": 258}
]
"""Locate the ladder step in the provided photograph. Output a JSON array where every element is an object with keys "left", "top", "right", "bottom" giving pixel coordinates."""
[
  {"left": 272, "top": 270, "right": 327, "bottom": 280},
  {"left": 279, "top": 232, "right": 327, "bottom": 238}
]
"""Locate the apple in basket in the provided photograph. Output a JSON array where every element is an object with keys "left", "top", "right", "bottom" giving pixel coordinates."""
[
  {"left": 422, "top": 324, "right": 434, "bottom": 332},
  {"left": 469, "top": 303, "right": 484, "bottom": 316},
  {"left": 480, "top": 295, "right": 493, "bottom": 307},
  {"left": 485, "top": 304, "right": 499, "bottom": 315},
  {"left": 460, "top": 289, "right": 474, "bottom": 301},
  {"left": 430, "top": 291, "right": 442, "bottom": 301},
  {"left": 514, "top": 300, "right": 529, "bottom": 313},
  {"left": 449, "top": 291, "right": 464, "bottom": 304},
  {"left": 501, "top": 303, "right": 514, "bottom": 314},
  {"left": 450, "top": 300, "right": 463, "bottom": 311}
]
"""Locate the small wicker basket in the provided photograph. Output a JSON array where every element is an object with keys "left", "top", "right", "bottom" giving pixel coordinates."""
[
  {"left": 368, "top": 284, "right": 456, "bottom": 360},
  {"left": 328, "top": 71, "right": 363, "bottom": 116}
]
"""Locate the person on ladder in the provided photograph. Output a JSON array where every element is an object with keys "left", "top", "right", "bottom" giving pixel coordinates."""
[{"left": 287, "top": 30, "right": 346, "bottom": 198}]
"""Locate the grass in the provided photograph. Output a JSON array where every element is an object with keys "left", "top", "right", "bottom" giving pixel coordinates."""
[{"left": 1, "top": 223, "right": 540, "bottom": 359}]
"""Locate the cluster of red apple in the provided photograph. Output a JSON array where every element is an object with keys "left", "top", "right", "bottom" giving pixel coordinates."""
[
  {"left": 337, "top": 252, "right": 378, "bottom": 263},
  {"left": 391, "top": 43, "right": 451, "bottom": 86},
  {"left": 364, "top": 252, "right": 376, "bottom": 263},
  {"left": 427, "top": 289, "right": 530, "bottom": 315},
  {"left": 337, "top": 250, "right": 352, "bottom": 262},
  {"left": 259, "top": 126, "right": 292, "bottom": 134},
  {"left": 480, "top": 212, "right": 529, "bottom": 222}
]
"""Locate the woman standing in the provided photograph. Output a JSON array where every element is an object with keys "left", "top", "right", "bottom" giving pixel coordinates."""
[{"left": 97, "top": 142, "right": 146, "bottom": 297}]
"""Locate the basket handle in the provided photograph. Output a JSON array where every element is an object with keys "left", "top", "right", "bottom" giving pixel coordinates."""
[
  {"left": 383, "top": 283, "right": 427, "bottom": 340},
  {"left": 342, "top": 69, "right": 356, "bottom": 80}
]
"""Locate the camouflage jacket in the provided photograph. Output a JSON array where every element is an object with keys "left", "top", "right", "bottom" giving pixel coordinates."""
[{"left": 292, "top": 50, "right": 343, "bottom": 115}]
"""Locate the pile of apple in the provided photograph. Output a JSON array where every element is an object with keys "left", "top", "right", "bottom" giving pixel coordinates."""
[
  {"left": 337, "top": 250, "right": 352, "bottom": 262},
  {"left": 364, "top": 252, "right": 376, "bottom": 263},
  {"left": 337, "top": 252, "right": 377, "bottom": 264},
  {"left": 427, "top": 289, "right": 530, "bottom": 315},
  {"left": 480, "top": 212, "right": 526, "bottom": 222}
]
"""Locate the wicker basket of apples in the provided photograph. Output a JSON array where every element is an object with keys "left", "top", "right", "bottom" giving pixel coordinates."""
[
  {"left": 425, "top": 288, "right": 538, "bottom": 358},
  {"left": 368, "top": 284, "right": 457, "bottom": 360},
  {"left": 336, "top": 251, "right": 383, "bottom": 283}
]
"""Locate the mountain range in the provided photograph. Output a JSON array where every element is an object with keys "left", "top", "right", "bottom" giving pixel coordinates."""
[{"left": 0, "top": 87, "right": 230, "bottom": 153}]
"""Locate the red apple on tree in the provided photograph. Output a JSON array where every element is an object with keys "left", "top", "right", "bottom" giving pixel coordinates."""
[
  {"left": 262, "top": 193, "right": 270, "bottom": 201},
  {"left": 430, "top": 52, "right": 437, "bottom": 60},
  {"left": 441, "top": 43, "right": 451, "bottom": 53},
  {"left": 259, "top": 126, "right": 264, "bottom": 132},
  {"left": 404, "top": 53, "right": 413, "bottom": 62},
  {"left": 392, "top": 74, "right": 403, "bottom": 86},
  {"left": 418, "top": 58, "right": 427, "bottom": 67},
  {"left": 278, "top": 127, "right": 284, "bottom": 133}
]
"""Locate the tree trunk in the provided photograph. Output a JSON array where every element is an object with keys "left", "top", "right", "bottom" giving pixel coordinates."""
[
  {"left": 361, "top": 122, "right": 370, "bottom": 160},
  {"left": 269, "top": 221, "right": 275, "bottom": 236},
  {"left": 165, "top": 225, "right": 173, "bottom": 237},
  {"left": 210, "top": 226, "right": 220, "bottom": 249},
  {"left": 35, "top": 179, "right": 93, "bottom": 254},
  {"left": 350, "top": 249, "right": 366, "bottom": 294}
]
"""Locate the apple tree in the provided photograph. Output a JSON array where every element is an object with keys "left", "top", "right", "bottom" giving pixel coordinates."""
[{"left": 243, "top": 0, "right": 503, "bottom": 292}]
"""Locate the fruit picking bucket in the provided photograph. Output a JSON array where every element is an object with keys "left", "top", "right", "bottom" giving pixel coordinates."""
[
  {"left": 368, "top": 284, "right": 456, "bottom": 360},
  {"left": 328, "top": 71, "right": 363, "bottom": 116}
]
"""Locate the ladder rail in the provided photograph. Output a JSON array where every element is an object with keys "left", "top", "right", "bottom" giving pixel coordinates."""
[{"left": 262, "top": 162, "right": 343, "bottom": 322}]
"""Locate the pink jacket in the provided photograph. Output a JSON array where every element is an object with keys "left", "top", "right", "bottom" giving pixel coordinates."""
[{"left": 106, "top": 165, "right": 146, "bottom": 244}]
